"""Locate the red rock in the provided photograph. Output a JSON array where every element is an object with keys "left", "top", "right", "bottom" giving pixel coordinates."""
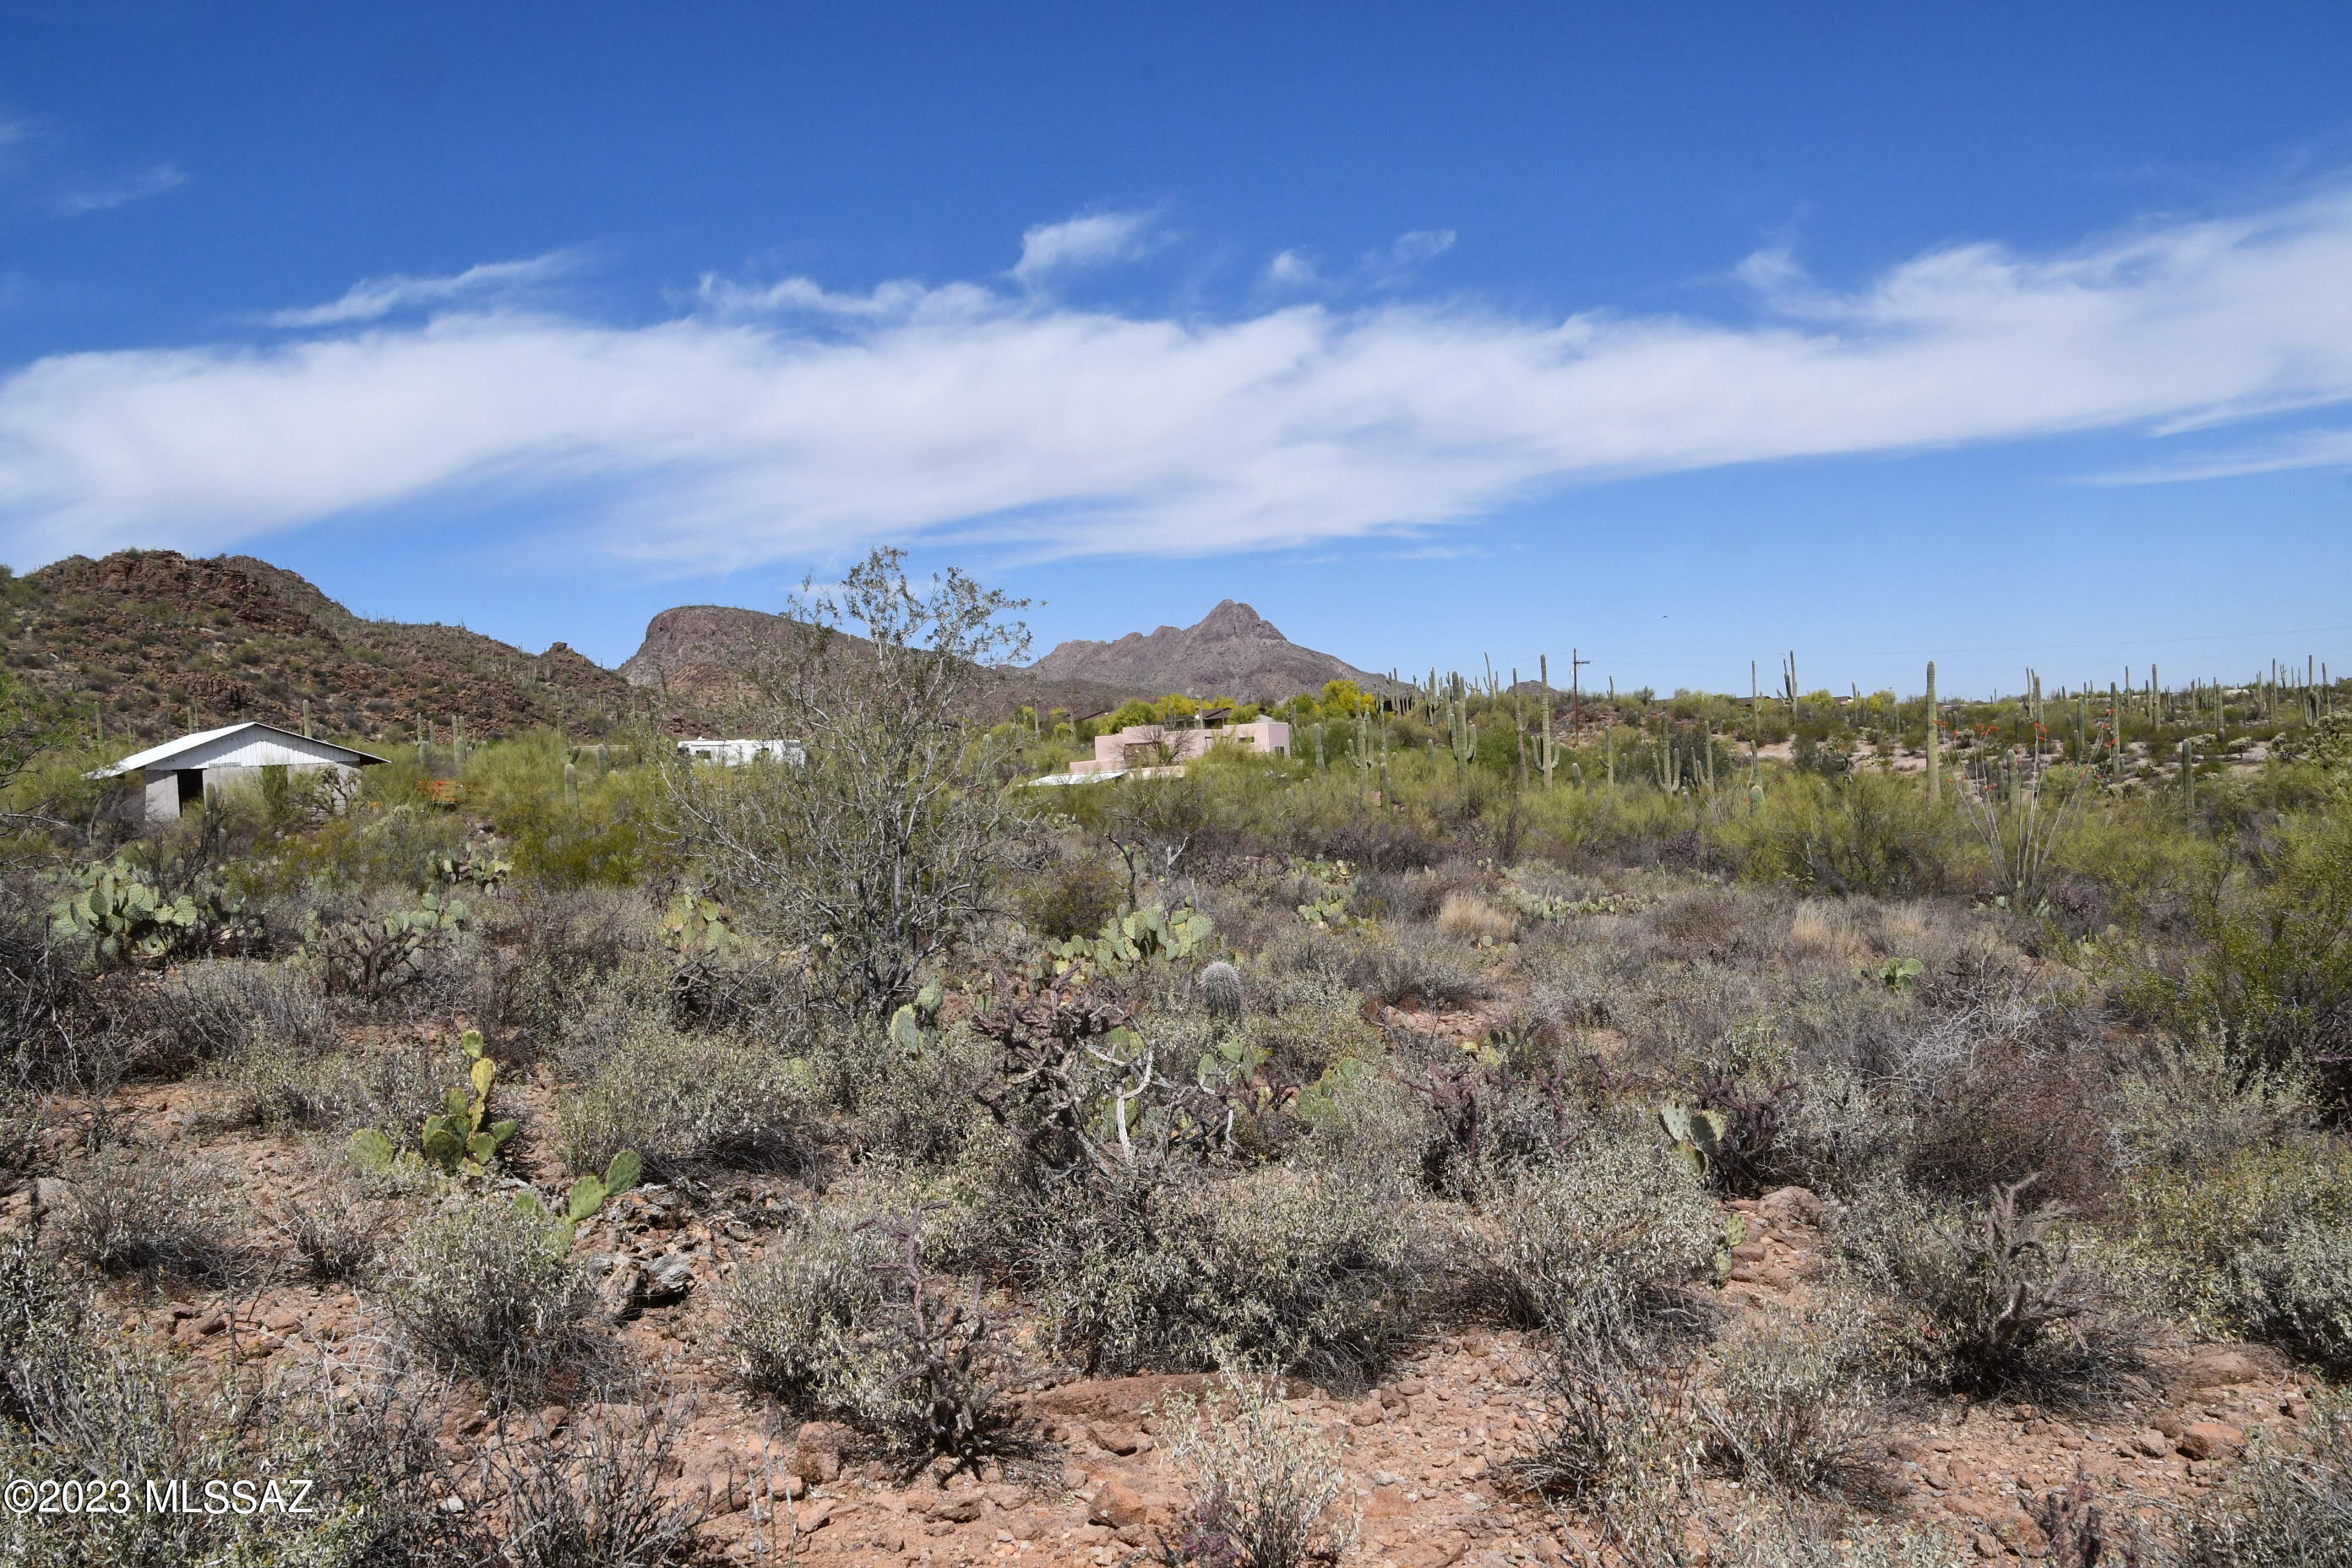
[
  {"left": 923, "top": 1491, "right": 984, "bottom": 1524},
  {"left": 1087, "top": 1479, "right": 1149, "bottom": 1529},
  {"left": 2177, "top": 1422, "right": 2244, "bottom": 1461},
  {"left": 793, "top": 1421, "right": 846, "bottom": 1483}
]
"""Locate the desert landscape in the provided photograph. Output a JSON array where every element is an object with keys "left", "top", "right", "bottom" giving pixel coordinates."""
[{"left": 2, "top": 546, "right": 2347, "bottom": 1567}]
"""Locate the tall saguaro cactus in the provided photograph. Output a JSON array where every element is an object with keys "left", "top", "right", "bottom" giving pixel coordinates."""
[{"left": 1924, "top": 662, "right": 1940, "bottom": 803}]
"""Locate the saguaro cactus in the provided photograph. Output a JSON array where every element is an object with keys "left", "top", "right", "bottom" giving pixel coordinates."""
[{"left": 1924, "top": 661, "right": 1940, "bottom": 803}]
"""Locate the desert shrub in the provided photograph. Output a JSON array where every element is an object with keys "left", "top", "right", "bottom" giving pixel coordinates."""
[
  {"left": 1031, "top": 1165, "right": 1439, "bottom": 1384},
  {"left": 1409, "top": 1056, "right": 1590, "bottom": 1198},
  {"left": 2115, "top": 1137, "right": 2352, "bottom": 1370},
  {"left": 1701, "top": 1304, "right": 1890, "bottom": 1501},
  {"left": 49, "top": 1144, "right": 240, "bottom": 1280},
  {"left": 0, "top": 1064, "right": 45, "bottom": 1179},
  {"left": 1771, "top": 1062, "right": 1914, "bottom": 1195},
  {"left": 556, "top": 1019, "right": 822, "bottom": 1181},
  {"left": 1157, "top": 1373, "right": 1359, "bottom": 1568},
  {"left": 719, "top": 1195, "right": 896, "bottom": 1407},
  {"left": 470, "top": 884, "right": 660, "bottom": 1044},
  {"left": 2150, "top": 806, "right": 2352, "bottom": 1108},
  {"left": 220, "top": 1035, "right": 448, "bottom": 1135},
  {"left": 1717, "top": 770, "right": 1967, "bottom": 897},
  {"left": 148, "top": 956, "right": 332, "bottom": 1074},
  {"left": 1435, "top": 891, "right": 1515, "bottom": 945},
  {"left": 1230, "top": 977, "right": 1382, "bottom": 1089},
  {"left": 1899, "top": 1033, "right": 2120, "bottom": 1207},
  {"left": 1015, "top": 852, "right": 1124, "bottom": 939},
  {"left": 845, "top": 1021, "right": 997, "bottom": 1167},
  {"left": 471, "top": 1397, "right": 706, "bottom": 1568},
  {"left": 1479, "top": 1130, "right": 1718, "bottom": 1334},
  {"left": 1350, "top": 927, "right": 1486, "bottom": 1010},
  {"left": 469, "top": 733, "right": 678, "bottom": 888},
  {"left": 0, "top": 1238, "right": 462, "bottom": 1568},
  {"left": 1502, "top": 1297, "right": 1702, "bottom": 1563},
  {"left": 375, "top": 1190, "right": 590, "bottom": 1390},
  {"left": 719, "top": 1200, "right": 1019, "bottom": 1473},
  {"left": 2175, "top": 1387, "right": 2352, "bottom": 1568},
  {"left": 0, "top": 1233, "right": 83, "bottom": 1428},
  {"left": 277, "top": 1145, "right": 389, "bottom": 1282},
  {"left": 1838, "top": 1177, "right": 2147, "bottom": 1408}
]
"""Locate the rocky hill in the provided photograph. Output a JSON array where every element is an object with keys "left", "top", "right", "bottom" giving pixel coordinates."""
[
  {"left": 1026, "top": 599, "right": 1397, "bottom": 705},
  {"left": 2, "top": 550, "right": 647, "bottom": 745},
  {"left": 620, "top": 603, "right": 1145, "bottom": 719}
]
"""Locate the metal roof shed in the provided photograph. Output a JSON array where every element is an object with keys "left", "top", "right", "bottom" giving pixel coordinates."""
[{"left": 89, "top": 722, "right": 387, "bottom": 826}]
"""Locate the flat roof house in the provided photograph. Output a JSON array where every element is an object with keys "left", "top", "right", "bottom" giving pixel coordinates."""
[
  {"left": 90, "top": 722, "right": 386, "bottom": 827},
  {"left": 1032, "top": 716, "right": 1292, "bottom": 785}
]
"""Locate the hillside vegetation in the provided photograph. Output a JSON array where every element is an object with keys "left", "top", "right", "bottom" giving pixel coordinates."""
[{"left": 2, "top": 549, "right": 2349, "bottom": 1568}]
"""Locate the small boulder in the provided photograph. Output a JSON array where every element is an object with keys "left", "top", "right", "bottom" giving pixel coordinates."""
[
  {"left": 793, "top": 1421, "right": 846, "bottom": 1484},
  {"left": 1756, "top": 1185, "right": 1825, "bottom": 1227},
  {"left": 2177, "top": 1422, "right": 2245, "bottom": 1462},
  {"left": 1087, "top": 1478, "right": 1148, "bottom": 1530}
]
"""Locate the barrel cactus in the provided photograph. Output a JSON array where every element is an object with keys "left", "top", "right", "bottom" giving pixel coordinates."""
[{"left": 1199, "top": 960, "right": 1244, "bottom": 1021}]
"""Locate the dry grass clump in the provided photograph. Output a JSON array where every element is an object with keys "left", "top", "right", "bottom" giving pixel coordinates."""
[
  {"left": 1435, "top": 891, "right": 1516, "bottom": 946},
  {"left": 1157, "top": 1372, "right": 1359, "bottom": 1568},
  {"left": 49, "top": 1142, "right": 242, "bottom": 1281}
]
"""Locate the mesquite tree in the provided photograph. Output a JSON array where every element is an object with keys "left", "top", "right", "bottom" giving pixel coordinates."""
[{"left": 670, "top": 548, "right": 1032, "bottom": 1023}]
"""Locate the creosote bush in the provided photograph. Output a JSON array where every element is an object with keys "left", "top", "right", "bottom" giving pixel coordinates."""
[
  {"left": 375, "top": 1190, "right": 591, "bottom": 1391},
  {"left": 1029, "top": 1164, "right": 1439, "bottom": 1384}
]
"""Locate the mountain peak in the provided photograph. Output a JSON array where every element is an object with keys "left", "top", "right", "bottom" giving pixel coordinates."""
[{"left": 1027, "top": 602, "right": 1390, "bottom": 704}]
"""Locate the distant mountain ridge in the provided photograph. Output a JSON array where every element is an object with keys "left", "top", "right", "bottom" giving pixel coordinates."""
[
  {"left": 1026, "top": 600, "right": 1396, "bottom": 705},
  {"left": 619, "top": 602, "right": 1146, "bottom": 719}
]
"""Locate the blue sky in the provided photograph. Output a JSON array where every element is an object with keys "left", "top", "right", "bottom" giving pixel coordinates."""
[{"left": 2, "top": 2, "right": 2349, "bottom": 697}]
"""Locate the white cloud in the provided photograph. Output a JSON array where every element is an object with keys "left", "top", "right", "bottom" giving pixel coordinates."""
[
  {"left": 267, "top": 252, "right": 581, "bottom": 328},
  {"left": 54, "top": 161, "right": 185, "bottom": 215},
  {"left": 1264, "top": 248, "right": 1320, "bottom": 287},
  {"left": 5, "top": 193, "right": 2352, "bottom": 571},
  {"left": 1010, "top": 210, "right": 1158, "bottom": 286}
]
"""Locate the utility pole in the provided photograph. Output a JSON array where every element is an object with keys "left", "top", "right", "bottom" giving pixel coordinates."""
[{"left": 1569, "top": 647, "right": 1589, "bottom": 735}]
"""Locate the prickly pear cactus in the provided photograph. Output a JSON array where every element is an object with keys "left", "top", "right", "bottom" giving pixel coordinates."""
[
  {"left": 51, "top": 859, "right": 216, "bottom": 965},
  {"left": 1658, "top": 1102, "right": 1729, "bottom": 1179}
]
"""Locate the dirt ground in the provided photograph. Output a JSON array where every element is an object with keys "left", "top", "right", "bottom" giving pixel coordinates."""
[{"left": 9, "top": 1070, "right": 2322, "bottom": 1568}]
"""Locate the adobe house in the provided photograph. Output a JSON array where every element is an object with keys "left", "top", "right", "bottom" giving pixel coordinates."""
[
  {"left": 1061, "top": 714, "right": 1291, "bottom": 777},
  {"left": 90, "top": 722, "right": 387, "bottom": 827}
]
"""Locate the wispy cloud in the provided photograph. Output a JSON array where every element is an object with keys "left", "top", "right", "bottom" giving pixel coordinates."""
[
  {"left": 4, "top": 193, "right": 2352, "bottom": 571},
  {"left": 1265, "top": 227, "right": 1456, "bottom": 291},
  {"left": 1011, "top": 209, "right": 1160, "bottom": 286},
  {"left": 52, "top": 160, "right": 184, "bottom": 215},
  {"left": 2088, "top": 422, "right": 2352, "bottom": 483},
  {"left": 266, "top": 252, "right": 582, "bottom": 328}
]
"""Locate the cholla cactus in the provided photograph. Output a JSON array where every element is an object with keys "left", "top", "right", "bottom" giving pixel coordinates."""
[{"left": 1199, "top": 960, "right": 1243, "bottom": 1021}]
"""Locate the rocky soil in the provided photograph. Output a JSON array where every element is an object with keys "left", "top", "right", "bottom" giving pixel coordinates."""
[{"left": 10, "top": 1075, "right": 2322, "bottom": 1568}]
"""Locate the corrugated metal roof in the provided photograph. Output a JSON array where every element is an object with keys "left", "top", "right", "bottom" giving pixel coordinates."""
[{"left": 90, "top": 722, "right": 388, "bottom": 779}]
